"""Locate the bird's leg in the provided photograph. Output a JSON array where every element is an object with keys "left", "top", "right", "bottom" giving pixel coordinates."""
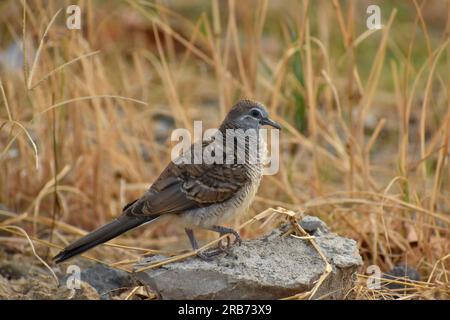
[
  {"left": 185, "top": 228, "right": 223, "bottom": 260},
  {"left": 209, "top": 225, "right": 242, "bottom": 246},
  {"left": 208, "top": 225, "right": 242, "bottom": 254}
]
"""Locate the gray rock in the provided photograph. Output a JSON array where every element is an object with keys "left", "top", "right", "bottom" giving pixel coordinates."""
[
  {"left": 82, "top": 264, "right": 137, "bottom": 299},
  {"left": 383, "top": 264, "right": 420, "bottom": 291},
  {"left": 134, "top": 216, "right": 362, "bottom": 299},
  {"left": 300, "top": 215, "right": 330, "bottom": 236}
]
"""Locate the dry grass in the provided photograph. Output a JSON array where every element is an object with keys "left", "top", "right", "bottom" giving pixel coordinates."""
[{"left": 0, "top": 0, "right": 449, "bottom": 299}]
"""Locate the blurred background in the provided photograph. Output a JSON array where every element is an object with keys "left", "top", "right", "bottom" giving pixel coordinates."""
[{"left": 0, "top": 0, "right": 449, "bottom": 299}]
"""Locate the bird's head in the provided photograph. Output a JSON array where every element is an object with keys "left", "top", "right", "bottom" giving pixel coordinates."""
[{"left": 221, "top": 99, "right": 281, "bottom": 131}]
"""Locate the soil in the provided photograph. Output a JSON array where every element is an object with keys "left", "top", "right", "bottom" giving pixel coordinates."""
[{"left": 0, "top": 246, "right": 99, "bottom": 300}]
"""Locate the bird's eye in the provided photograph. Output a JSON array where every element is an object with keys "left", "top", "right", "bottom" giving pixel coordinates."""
[{"left": 250, "top": 109, "right": 261, "bottom": 118}]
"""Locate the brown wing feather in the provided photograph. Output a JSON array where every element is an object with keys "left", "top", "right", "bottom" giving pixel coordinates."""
[{"left": 125, "top": 140, "right": 250, "bottom": 217}]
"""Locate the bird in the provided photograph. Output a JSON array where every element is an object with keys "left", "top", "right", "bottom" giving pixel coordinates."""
[{"left": 53, "top": 99, "right": 281, "bottom": 263}]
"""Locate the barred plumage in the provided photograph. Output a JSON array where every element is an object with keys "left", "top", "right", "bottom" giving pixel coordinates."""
[{"left": 54, "top": 99, "right": 280, "bottom": 263}]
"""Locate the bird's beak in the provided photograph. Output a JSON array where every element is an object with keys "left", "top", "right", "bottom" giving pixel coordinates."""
[{"left": 261, "top": 117, "right": 282, "bottom": 130}]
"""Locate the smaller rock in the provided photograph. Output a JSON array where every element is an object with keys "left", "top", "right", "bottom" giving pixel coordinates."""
[
  {"left": 383, "top": 264, "right": 420, "bottom": 291},
  {"left": 300, "top": 215, "right": 330, "bottom": 236},
  {"left": 78, "top": 264, "right": 136, "bottom": 299}
]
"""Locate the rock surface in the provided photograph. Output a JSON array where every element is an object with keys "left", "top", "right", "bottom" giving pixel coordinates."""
[
  {"left": 134, "top": 216, "right": 362, "bottom": 299},
  {"left": 383, "top": 263, "right": 421, "bottom": 291}
]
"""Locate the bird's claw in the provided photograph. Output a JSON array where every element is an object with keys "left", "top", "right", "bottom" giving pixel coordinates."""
[
  {"left": 196, "top": 248, "right": 225, "bottom": 261},
  {"left": 220, "top": 229, "right": 241, "bottom": 247},
  {"left": 196, "top": 250, "right": 214, "bottom": 261},
  {"left": 196, "top": 241, "right": 238, "bottom": 261},
  {"left": 218, "top": 236, "right": 231, "bottom": 250},
  {"left": 217, "top": 245, "right": 238, "bottom": 259},
  {"left": 193, "top": 226, "right": 241, "bottom": 261}
]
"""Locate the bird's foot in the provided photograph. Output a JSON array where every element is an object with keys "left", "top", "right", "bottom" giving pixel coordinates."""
[
  {"left": 218, "top": 236, "right": 231, "bottom": 250},
  {"left": 216, "top": 244, "right": 238, "bottom": 259},
  {"left": 196, "top": 243, "right": 238, "bottom": 261},
  {"left": 196, "top": 250, "right": 215, "bottom": 261},
  {"left": 187, "top": 227, "right": 240, "bottom": 261},
  {"left": 196, "top": 248, "right": 224, "bottom": 261},
  {"left": 211, "top": 226, "right": 242, "bottom": 248}
]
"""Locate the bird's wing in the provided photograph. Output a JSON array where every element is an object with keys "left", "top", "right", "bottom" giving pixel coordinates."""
[{"left": 124, "top": 141, "right": 250, "bottom": 217}]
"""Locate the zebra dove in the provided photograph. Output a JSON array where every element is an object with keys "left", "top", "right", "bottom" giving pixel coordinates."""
[{"left": 54, "top": 99, "right": 281, "bottom": 263}]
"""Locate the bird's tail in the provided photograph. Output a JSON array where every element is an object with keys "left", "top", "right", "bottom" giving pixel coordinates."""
[{"left": 53, "top": 215, "right": 151, "bottom": 264}]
